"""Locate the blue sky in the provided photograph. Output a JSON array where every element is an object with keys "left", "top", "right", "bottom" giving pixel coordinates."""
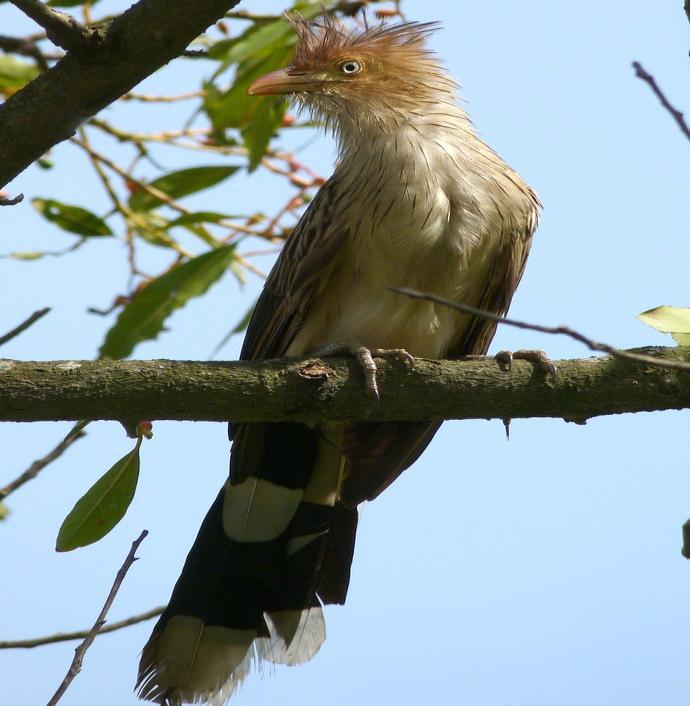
[{"left": 2, "top": 1, "right": 690, "bottom": 705}]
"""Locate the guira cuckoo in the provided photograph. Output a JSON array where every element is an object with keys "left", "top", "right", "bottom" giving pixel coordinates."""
[{"left": 137, "top": 14, "right": 541, "bottom": 705}]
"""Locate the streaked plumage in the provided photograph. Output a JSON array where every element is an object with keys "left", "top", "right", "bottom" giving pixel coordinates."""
[{"left": 137, "top": 14, "right": 540, "bottom": 705}]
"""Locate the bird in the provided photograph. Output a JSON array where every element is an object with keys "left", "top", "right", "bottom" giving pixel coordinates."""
[{"left": 137, "top": 13, "right": 541, "bottom": 705}]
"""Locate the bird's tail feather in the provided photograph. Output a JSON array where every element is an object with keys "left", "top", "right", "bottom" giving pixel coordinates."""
[{"left": 137, "top": 423, "right": 356, "bottom": 705}]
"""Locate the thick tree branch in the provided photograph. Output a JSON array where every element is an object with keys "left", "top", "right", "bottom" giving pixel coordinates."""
[
  {"left": 0, "top": 350, "right": 688, "bottom": 425},
  {"left": 0, "top": 0, "right": 242, "bottom": 189}
]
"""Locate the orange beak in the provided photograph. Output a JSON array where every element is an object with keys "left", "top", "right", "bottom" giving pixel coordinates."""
[{"left": 247, "top": 68, "right": 319, "bottom": 96}]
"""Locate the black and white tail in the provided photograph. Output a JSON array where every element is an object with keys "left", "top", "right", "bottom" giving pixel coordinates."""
[{"left": 137, "top": 422, "right": 357, "bottom": 705}]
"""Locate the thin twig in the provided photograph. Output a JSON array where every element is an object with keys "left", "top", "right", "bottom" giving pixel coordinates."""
[
  {"left": 0, "top": 33, "right": 50, "bottom": 70},
  {"left": 182, "top": 48, "right": 209, "bottom": 59},
  {"left": 632, "top": 61, "right": 690, "bottom": 142},
  {"left": 0, "top": 606, "right": 163, "bottom": 649},
  {"left": 122, "top": 90, "right": 205, "bottom": 103},
  {"left": 45, "top": 530, "right": 149, "bottom": 706},
  {"left": 8, "top": 0, "right": 94, "bottom": 54},
  {"left": 0, "top": 193, "right": 24, "bottom": 206},
  {"left": 393, "top": 287, "right": 690, "bottom": 373},
  {"left": 71, "top": 137, "right": 191, "bottom": 218},
  {"left": 0, "top": 307, "right": 50, "bottom": 347},
  {"left": 0, "top": 420, "right": 88, "bottom": 500}
]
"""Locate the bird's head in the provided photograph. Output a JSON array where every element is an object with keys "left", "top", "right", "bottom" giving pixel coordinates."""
[{"left": 248, "top": 14, "right": 455, "bottom": 130}]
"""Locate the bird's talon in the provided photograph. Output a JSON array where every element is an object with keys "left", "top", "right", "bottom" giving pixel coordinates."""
[
  {"left": 513, "top": 349, "right": 557, "bottom": 380},
  {"left": 494, "top": 350, "right": 513, "bottom": 370},
  {"left": 367, "top": 384, "right": 380, "bottom": 404},
  {"left": 371, "top": 347, "right": 414, "bottom": 368}
]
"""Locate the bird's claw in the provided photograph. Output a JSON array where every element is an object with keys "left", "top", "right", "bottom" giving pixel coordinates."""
[
  {"left": 315, "top": 342, "right": 414, "bottom": 402},
  {"left": 371, "top": 348, "right": 415, "bottom": 368},
  {"left": 494, "top": 349, "right": 557, "bottom": 380}
]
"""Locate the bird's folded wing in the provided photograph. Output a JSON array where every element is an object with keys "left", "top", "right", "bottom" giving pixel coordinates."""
[{"left": 240, "top": 177, "right": 347, "bottom": 362}]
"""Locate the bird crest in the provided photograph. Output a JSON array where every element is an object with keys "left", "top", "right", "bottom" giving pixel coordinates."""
[{"left": 288, "top": 12, "right": 441, "bottom": 72}]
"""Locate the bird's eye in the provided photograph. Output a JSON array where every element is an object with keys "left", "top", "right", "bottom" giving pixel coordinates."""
[{"left": 339, "top": 60, "right": 362, "bottom": 75}]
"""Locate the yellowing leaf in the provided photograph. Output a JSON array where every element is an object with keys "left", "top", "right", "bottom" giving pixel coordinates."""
[
  {"left": 638, "top": 306, "right": 690, "bottom": 345},
  {"left": 55, "top": 437, "right": 142, "bottom": 552}
]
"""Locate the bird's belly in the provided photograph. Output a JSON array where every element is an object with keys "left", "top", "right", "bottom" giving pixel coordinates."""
[
  {"left": 289, "top": 230, "right": 493, "bottom": 359},
  {"left": 321, "top": 289, "right": 454, "bottom": 358}
]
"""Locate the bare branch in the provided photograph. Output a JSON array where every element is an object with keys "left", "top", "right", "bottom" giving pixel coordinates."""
[
  {"left": 632, "top": 61, "right": 690, "bottom": 142},
  {"left": 0, "top": 193, "right": 24, "bottom": 206},
  {"left": 8, "top": 0, "right": 96, "bottom": 55},
  {"left": 45, "top": 530, "right": 148, "bottom": 706},
  {"left": 393, "top": 287, "right": 690, "bottom": 373},
  {"left": 0, "top": 606, "right": 163, "bottom": 650},
  {"left": 0, "top": 307, "right": 50, "bottom": 347},
  {"left": 0, "top": 420, "right": 88, "bottom": 501},
  {"left": 121, "top": 90, "right": 204, "bottom": 103}
]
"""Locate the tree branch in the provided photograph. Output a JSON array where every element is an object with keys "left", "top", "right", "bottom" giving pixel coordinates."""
[
  {"left": 0, "top": 0, "right": 242, "bottom": 189},
  {"left": 0, "top": 193, "right": 24, "bottom": 206},
  {"left": 0, "top": 307, "right": 50, "bottom": 347},
  {"left": 0, "top": 352, "right": 688, "bottom": 425},
  {"left": 0, "top": 606, "right": 163, "bottom": 650},
  {"left": 45, "top": 530, "right": 148, "bottom": 706},
  {"left": 632, "top": 61, "right": 690, "bottom": 142},
  {"left": 9, "top": 0, "right": 95, "bottom": 54},
  {"left": 0, "top": 420, "right": 87, "bottom": 501},
  {"left": 393, "top": 287, "right": 690, "bottom": 372}
]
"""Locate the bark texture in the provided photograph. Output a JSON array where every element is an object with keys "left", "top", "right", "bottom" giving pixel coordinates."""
[
  {"left": 0, "top": 0, "right": 241, "bottom": 189},
  {"left": 0, "top": 347, "right": 688, "bottom": 424}
]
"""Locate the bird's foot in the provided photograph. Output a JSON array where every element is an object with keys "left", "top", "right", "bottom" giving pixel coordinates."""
[
  {"left": 494, "top": 349, "right": 557, "bottom": 379},
  {"left": 315, "top": 342, "right": 414, "bottom": 402}
]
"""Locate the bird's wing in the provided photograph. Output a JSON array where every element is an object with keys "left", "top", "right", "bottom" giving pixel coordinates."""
[
  {"left": 339, "top": 217, "right": 537, "bottom": 507},
  {"left": 240, "top": 177, "right": 345, "bottom": 362},
  {"left": 450, "top": 208, "right": 537, "bottom": 357}
]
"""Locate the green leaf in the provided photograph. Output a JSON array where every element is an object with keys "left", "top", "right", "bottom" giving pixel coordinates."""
[
  {"left": 169, "top": 211, "right": 241, "bottom": 227},
  {"left": 638, "top": 306, "right": 690, "bottom": 345},
  {"left": 209, "top": 2, "right": 322, "bottom": 76},
  {"left": 129, "top": 165, "right": 240, "bottom": 212},
  {"left": 242, "top": 97, "right": 287, "bottom": 170},
  {"left": 0, "top": 501, "right": 9, "bottom": 521},
  {"left": 32, "top": 198, "right": 112, "bottom": 237},
  {"left": 205, "top": 49, "right": 292, "bottom": 132},
  {"left": 55, "top": 437, "right": 142, "bottom": 552},
  {"left": 129, "top": 211, "right": 179, "bottom": 249},
  {"left": 0, "top": 55, "right": 39, "bottom": 95},
  {"left": 99, "top": 245, "right": 237, "bottom": 359},
  {"left": 210, "top": 16, "right": 298, "bottom": 76}
]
